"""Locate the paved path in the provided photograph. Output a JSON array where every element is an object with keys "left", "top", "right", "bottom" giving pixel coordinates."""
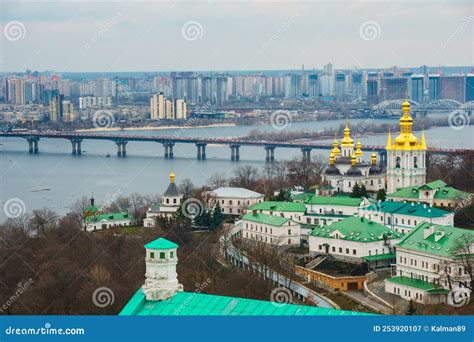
[{"left": 366, "top": 271, "right": 409, "bottom": 314}]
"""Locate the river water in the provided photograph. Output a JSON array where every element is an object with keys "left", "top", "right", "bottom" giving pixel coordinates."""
[{"left": 1, "top": 116, "right": 472, "bottom": 220}]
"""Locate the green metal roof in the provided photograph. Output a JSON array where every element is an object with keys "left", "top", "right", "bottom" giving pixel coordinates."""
[
  {"left": 291, "top": 192, "right": 314, "bottom": 202},
  {"left": 386, "top": 276, "right": 446, "bottom": 292},
  {"left": 365, "top": 201, "right": 450, "bottom": 218},
  {"left": 85, "top": 205, "right": 101, "bottom": 213},
  {"left": 144, "top": 238, "right": 179, "bottom": 250},
  {"left": 242, "top": 212, "right": 290, "bottom": 227},
  {"left": 120, "top": 289, "right": 370, "bottom": 316},
  {"left": 305, "top": 195, "right": 363, "bottom": 207},
  {"left": 395, "top": 222, "right": 474, "bottom": 258},
  {"left": 388, "top": 180, "right": 469, "bottom": 201},
  {"left": 309, "top": 216, "right": 401, "bottom": 242},
  {"left": 249, "top": 201, "right": 307, "bottom": 213},
  {"left": 362, "top": 253, "right": 396, "bottom": 262},
  {"left": 85, "top": 212, "right": 131, "bottom": 222}
]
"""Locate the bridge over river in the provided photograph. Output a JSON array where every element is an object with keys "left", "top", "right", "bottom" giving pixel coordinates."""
[{"left": 0, "top": 131, "right": 470, "bottom": 165}]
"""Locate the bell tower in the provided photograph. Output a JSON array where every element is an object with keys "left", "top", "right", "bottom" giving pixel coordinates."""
[
  {"left": 142, "top": 238, "right": 183, "bottom": 301},
  {"left": 386, "top": 101, "right": 427, "bottom": 194}
]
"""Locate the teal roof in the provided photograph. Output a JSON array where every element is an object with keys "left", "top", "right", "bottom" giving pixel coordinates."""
[
  {"left": 389, "top": 180, "right": 469, "bottom": 201},
  {"left": 386, "top": 276, "right": 448, "bottom": 293},
  {"left": 86, "top": 212, "right": 131, "bottom": 222},
  {"left": 365, "top": 201, "right": 450, "bottom": 218},
  {"left": 144, "top": 238, "right": 179, "bottom": 250},
  {"left": 362, "top": 253, "right": 396, "bottom": 262},
  {"left": 249, "top": 201, "right": 307, "bottom": 213},
  {"left": 305, "top": 195, "right": 363, "bottom": 207},
  {"left": 242, "top": 212, "right": 290, "bottom": 227},
  {"left": 310, "top": 216, "right": 401, "bottom": 242},
  {"left": 120, "top": 289, "right": 369, "bottom": 316},
  {"left": 396, "top": 222, "right": 474, "bottom": 257}
]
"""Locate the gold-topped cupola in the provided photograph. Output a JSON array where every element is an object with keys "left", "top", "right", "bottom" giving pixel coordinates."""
[
  {"left": 332, "top": 134, "right": 341, "bottom": 156},
  {"left": 392, "top": 100, "right": 420, "bottom": 150},
  {"left": 355, "top": 138, "right": 363, "bottom": 157},
  {"left": 341, "top": 121, "right": 354, "bottom": 147}
]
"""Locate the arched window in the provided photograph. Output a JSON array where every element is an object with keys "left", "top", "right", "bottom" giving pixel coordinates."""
[
  {"left": 414, "top": 156, "right": 418, "bottom": 168},
  {"left": 395, "top": 157, "right": 401, "bottom": 168}
]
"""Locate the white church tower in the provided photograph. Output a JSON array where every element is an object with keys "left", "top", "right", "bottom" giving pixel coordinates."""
[
  {"left": 142, "top": 237, "right": 183, "bottom": 301},
  {"left": 386, "top": 101, "right": 427, "bottom": 194}
]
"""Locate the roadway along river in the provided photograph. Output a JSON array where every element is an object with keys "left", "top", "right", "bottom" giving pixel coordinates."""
[{"left": 1, "top": 117, "right": 472, "bottom": 220}]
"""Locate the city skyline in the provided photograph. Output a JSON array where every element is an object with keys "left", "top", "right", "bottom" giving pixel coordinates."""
[{"left": 1, "top": 0, "right": 472, "bottom": 72}]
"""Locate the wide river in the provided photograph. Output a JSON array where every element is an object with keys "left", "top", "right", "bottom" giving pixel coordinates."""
[{"left": 1, "top": 116, "right": 473, "bottom": 221}]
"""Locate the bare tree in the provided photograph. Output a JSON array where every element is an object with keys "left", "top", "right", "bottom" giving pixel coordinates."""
[
  {"left": 208, "top": 172, "right": 228, "bottom": 189},
  {"left": 286, "top": 156, "right": 325, "bottom": 189},
  {"left": 71, "top": 196, "right": 90, "bottom": 231},
  {"left": 451, "top": 235, "right": 474, "bottom": 290},
  {"left": 30, "top": 208, "right": 58, "bottom": 234},
  {"left": 230, "top": 165, "right": 259, "bottom": 190},
  {"left": 179, "top": 179, "right": 195, "bottom": 199}
]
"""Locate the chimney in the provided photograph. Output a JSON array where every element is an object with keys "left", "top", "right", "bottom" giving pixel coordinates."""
[
  {"left": 423, "top": 225, "right": 435, "bottom": 239},
  {"left": 434, "top": 231, "right": 445, "bottom": 242}
]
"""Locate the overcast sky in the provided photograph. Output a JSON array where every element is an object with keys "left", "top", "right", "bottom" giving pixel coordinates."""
[{"left": 1, "top": 0, "right": 472, "bottom": 72}]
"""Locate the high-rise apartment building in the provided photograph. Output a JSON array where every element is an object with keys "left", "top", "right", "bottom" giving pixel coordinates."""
[
  {"left": 411, "top": 74, "right": 425, "bottom": 103},
  {"left": 439, "top": 75, "right": 465, "bottom": 103},
  {"left": 380, "top": 77, "right": 408, "bottom": 101}
]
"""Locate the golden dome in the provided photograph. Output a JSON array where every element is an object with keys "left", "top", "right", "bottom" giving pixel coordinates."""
[
  {"left": 371, "top": 151, "right": 377, "bottom": 165},
  {"left": 329, "top": 152, "right": 335, "bottom": 165},
  {"left": 332, "top": 135, "right": 341, "bottom": 155},
  {"left": 351, "top": 153, "right": 357, "bottom": 166},
  {"left": 341, "top": 122, "right": 354, "bottom": 147},
  {"left": 169, "top": 171, "right": 175, "bottom": 183},
  {"left": 392, "top": 100, "right": 422, "bottom": 150},
  {"left": 355, "top": 138, "right": 363, "bottom": 157}
]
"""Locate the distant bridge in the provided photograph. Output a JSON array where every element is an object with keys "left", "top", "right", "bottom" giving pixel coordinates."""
[
  {"left": 372, "top": 99, "right": 474, "bottom": 116},
  {"left": 0, "top": 131, "right": 470, "bottom": 165}
]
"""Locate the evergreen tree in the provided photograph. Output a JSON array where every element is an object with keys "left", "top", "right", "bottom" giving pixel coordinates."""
[
  {"left": 276, "top": 189, "right": 287, "bottom": 201},
  {"left": 359, "top": 184, "right": 369, "bottom": 198},
  {"left": 376, "top": 189, "right": 387, "bottom": 202},
  {"left": 210, "top": 202, "right": 224, "bottom": 231},
  {"left": 175, "top": 204, "right": 191, "bottom": 224},
  {"left": 194, "top": 210, "right": 211, "bottom": 228},
  {"left": 351, "top": 183, "right": 361, "bottom": 198}
]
